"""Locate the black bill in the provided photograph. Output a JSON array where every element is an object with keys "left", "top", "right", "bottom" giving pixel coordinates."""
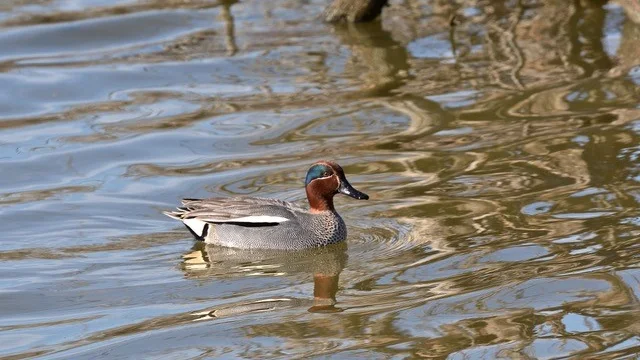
[{"left": 338, "top": 179, "right": 369, "bottom": 200}]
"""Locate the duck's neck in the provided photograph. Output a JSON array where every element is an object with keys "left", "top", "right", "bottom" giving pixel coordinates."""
[{"left": 306, "top": 187, "right": 335, "bottom": 213}]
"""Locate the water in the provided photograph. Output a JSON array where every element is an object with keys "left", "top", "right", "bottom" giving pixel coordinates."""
[{"left": 1, "top": 0, "right": 639, "bottom": 358}]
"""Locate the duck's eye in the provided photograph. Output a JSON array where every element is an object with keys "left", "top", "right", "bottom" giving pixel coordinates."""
[{"left": 321, "top": 171, "right": 331, "bottom": 177}]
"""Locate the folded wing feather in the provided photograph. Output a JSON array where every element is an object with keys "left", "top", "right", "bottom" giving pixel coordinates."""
[{"left": 164, "top": 197, "right": 298, "bottom": 238}]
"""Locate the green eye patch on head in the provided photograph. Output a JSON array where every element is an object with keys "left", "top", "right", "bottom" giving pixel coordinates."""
[{"left": 305, "top": 164, "right": 333, "bottom": 185}]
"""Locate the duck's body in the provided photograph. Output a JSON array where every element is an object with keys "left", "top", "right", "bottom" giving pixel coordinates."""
[
  {"left": 164, "top": 161, "right": 368, "bottom": 250},
  {"left": 166, "top": 197, "right": 347, "bottom": 249}
]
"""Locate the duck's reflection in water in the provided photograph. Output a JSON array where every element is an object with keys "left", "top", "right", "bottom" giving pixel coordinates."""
[{"left": 182, "top": 242, "right": 348, "bottom": 319}]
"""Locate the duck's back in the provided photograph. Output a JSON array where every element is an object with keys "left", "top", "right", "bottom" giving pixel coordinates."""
[
  {"left": 208, "top": 210, "right": 347, "bottom": 250},
  {"left": 166, "top": 197, "right": 348, "bottom": 250}
]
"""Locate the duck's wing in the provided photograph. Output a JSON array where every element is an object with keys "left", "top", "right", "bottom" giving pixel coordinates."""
[{"left": 163, "top": 197, "right": 304, "bottom": 238}]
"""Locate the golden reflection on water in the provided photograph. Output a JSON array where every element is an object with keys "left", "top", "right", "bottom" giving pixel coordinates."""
[{"left": 0, "top": 0, "right": 639, "bottom": 359}]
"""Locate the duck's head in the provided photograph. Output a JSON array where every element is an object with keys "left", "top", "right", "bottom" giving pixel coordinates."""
[{"left": 304, "top": 161, "right": 368, "bottom": 212}]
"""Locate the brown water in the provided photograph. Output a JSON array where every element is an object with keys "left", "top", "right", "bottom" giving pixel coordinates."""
[{"left": 1, "top": 0, "right": 640, "bottom": 359}]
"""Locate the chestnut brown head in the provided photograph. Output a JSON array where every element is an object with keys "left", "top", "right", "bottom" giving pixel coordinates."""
[{"left": 304, "top": 161, "right": 368, "bottom": 211}]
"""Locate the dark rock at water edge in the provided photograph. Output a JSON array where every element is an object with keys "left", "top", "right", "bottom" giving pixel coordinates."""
[{"left": 323, "top": 0, "right": 389, "bottom": 23}]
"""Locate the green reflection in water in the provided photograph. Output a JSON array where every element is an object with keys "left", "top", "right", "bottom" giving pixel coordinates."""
[{"left": 0, "top": 0, "right": 639, "bottom": 359}]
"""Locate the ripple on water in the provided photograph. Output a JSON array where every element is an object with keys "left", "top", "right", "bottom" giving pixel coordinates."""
[{"left": 1, "top": 0, "right": 640, "bottom": 359}]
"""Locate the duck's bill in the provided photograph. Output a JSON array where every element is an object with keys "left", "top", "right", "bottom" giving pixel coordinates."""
[{"left": 338, "top": 180, "right": 369, "bottom": 200}]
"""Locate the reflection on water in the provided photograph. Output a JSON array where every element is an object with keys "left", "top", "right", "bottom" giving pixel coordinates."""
[
  {"left": 184, "top": 242, "right": 346, "bottom": 314},
  {"left": 1, "top": 0, "right": 640, "bottom": 358}
]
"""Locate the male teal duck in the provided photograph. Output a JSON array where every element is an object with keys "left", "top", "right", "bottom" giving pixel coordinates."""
[{"left": 164, "top": 161, "right": 369, "bottom": 250}]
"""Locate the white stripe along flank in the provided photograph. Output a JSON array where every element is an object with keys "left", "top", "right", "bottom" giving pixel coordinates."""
[{"left": 181, "top": 216, "right": 290, "bottom": 237}]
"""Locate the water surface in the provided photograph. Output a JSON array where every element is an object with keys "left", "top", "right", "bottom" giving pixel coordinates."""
[{"left": 1, "top": 0, "right": 640, "bottom": 359}]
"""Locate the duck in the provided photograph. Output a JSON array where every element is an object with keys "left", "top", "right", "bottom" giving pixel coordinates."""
[{"left": 164, "top": 161, "right": 369, "bottom": 250}]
